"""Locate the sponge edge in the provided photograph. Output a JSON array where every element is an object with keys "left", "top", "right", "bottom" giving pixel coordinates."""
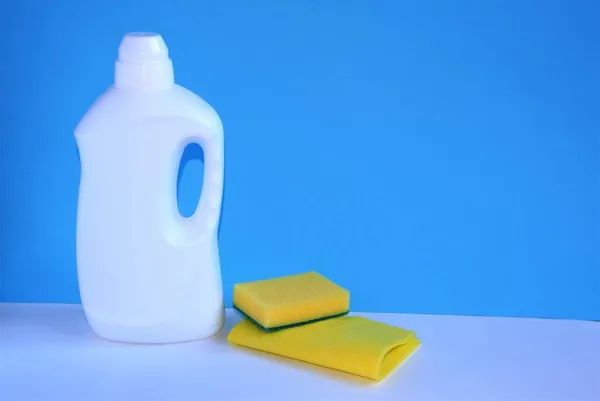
[{"left": 233, "top": 271, "right": 350, "bottom": 331}]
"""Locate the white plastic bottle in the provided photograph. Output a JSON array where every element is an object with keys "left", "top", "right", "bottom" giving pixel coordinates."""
[{"left": 74, "top": 32, "right": 225, "bottom": 343}]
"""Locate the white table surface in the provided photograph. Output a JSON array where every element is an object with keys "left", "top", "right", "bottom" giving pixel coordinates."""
[{"left": 0, "top": 303, "right": 598, "bottom": 401}]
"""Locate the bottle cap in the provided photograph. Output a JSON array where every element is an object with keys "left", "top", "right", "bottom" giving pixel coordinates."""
[
  {"left": 118, "top": 32, "right": 170, "bottom": 63},
  {"left": 114, "top": 32, "right": 174, "bottom": 90}
]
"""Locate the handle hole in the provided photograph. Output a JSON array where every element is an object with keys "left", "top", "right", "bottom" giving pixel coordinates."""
[{"left": 176, "top": 143, "right": 204, "bottom": 218}]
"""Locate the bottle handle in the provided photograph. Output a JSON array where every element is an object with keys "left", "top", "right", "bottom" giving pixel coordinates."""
[{"left": 149, "top": 116, "right": 224, "bottom": 245}]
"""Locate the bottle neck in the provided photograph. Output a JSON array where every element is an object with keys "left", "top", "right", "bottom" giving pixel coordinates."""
[{"left": 114, "top": 60, "right": 174, "bottom": 90}]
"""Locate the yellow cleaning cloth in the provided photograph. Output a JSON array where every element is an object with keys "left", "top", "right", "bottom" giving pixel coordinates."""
[{"left": 228, "top": 315, "right": 420, "bottom": 381}]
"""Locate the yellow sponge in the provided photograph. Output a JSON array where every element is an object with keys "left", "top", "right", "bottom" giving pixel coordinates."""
[{"left": 233, "top": 271, "right": 350, "bottom": 332}]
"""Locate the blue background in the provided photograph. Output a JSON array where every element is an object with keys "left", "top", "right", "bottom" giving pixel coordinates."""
[{"left": 1, "top": 0, "right": 598, "bottom": 320}]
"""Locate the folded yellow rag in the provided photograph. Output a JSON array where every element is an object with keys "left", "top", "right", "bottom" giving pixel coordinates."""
[{"left": 228, "top": 315, "right": 420, "bottom": 381}]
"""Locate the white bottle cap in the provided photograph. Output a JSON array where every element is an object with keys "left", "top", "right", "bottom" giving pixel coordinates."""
[{"left": 114, "top": 32, "right": 175, "bottom": 90}]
